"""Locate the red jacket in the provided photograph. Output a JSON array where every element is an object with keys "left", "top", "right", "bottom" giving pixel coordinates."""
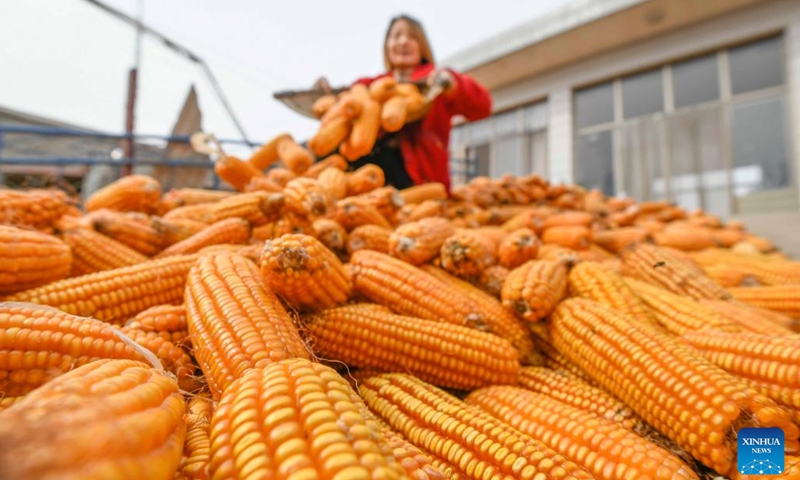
[{"left": 354, "top": 63, "right": 492, "bottom": 192}]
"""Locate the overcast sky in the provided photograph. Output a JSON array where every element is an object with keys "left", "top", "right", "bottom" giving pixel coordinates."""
[{"left": 0, "top": 0, "right": 572, "bottom": 151}]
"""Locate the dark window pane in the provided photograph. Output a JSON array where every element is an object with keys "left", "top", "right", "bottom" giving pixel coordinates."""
[
  {"left": 493, "top": 136, "right": 523, "bottom": 177},
  {"left": 575, "top": 83, "right": 614, "bottom": 129},
  {"left": 730, "top": 36, "right": 784, "bottom": 95},
  {"left": 471, "top": 144, "right": 490, "bottom": 177},
  {"left": 576, "top": 131, "right": 614, "bottom": 195},
  {"left": 622, "top": 69, "right": 663, "bottom": 119},
  {"left": 732, "top": 96, "right": 790, "bottom": 191},
  {"left": 673, "top": 54, "right": 719, "bottom": 108}
]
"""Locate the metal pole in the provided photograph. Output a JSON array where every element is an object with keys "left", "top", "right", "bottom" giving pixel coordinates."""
[{"left": 121, "top": 0, "right": 143, "bottom": 177}]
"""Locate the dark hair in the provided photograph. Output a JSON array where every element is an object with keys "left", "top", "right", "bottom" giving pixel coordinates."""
[{"left": 383, "top": 14, "right": 435, "bottom": 71}]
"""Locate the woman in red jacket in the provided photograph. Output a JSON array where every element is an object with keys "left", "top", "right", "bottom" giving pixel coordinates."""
[{"left": 346, "top": 14, "right": 492, "bottom": 192}]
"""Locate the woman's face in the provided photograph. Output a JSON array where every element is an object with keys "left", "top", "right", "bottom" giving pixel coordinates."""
[{"left": 387, "top": 20, "right": 422, "bottom": 70}]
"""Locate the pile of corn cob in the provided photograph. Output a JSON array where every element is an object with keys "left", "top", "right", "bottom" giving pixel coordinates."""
[{"left": 1, "top": 159, "right": 800, "bottom": 480}]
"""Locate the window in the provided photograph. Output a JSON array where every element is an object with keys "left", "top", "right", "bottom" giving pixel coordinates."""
[
  {"left": 575, "top": 82, "right": 614, "bottom": 129},
  {"left": 732, "top": 96, "right": 791, "bottom": 191},
  {"left": 622, "top": 69, "right": 663, "bottom": 119},
  {"left": 576, "top": 131, "right": 614, "bottom": 195},
  {"left": 673, "top": 54, "right": 719, "bottom": 108},
  {"left": 729, "top": 36, "right": 784, "bottom": 95},
  {"left": 471, "top": 144, "right": 490, "bottom": 177}
]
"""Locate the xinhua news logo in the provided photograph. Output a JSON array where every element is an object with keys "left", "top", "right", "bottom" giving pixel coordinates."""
[{"left": 738, "top": 427, "right": 785, "bottom": 476}]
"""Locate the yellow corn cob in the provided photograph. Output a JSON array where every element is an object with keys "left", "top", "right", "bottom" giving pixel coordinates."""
[
  {"left": 501, "top": 259, "right": 569, "bottom": 322},
  {"left": 156, "top": 218, "right": 250, "bottom": 258},
  {"left": 591, "top": 226, "right": 650, "bottom": 254},
  {"left": 85, "top": 174, "right": 162, "bottom": 213},
  {"left": 312, "top": 218, "right": 348, "bottom": 260},
  {"left": 317, "top": 166, "right": 348, "bottom": 201},
  {"left": 358, "top": 373, "right": 594, "bottom": 480},
  {"left": 439, "top": 229, "right": 497, "bottom": 280},
  {"left": 0, "top": 359, "right": 185, "bottom": 480},
  {"left": 0, "top": 302, "right": 150, "bottom": 396},
  {"left": 389, "top": 217, "right": 455, "bottom": 265},
  {"left": 549, "top": 297, "right": 799, "bottom": 477},
  {"left": 517, "top": 366, "right": 638, "bottom": 428},
  {"left": 119, "top": 326, "right": 201, "bottom": 393},
  {"left": 420, "top": 265, "right": 539, "bottom": 365},
  {"left": 528, "top": 322, "right": 598, "bottom": 385},
  {"left": 620, "top": 243, "right": 732, "bottom": 301},
  {"left": 466, "top": 386, "right": 698, "bottom": 480},
  {"left": 370, "top": 417, "right": 448, "bottom": 480},
  {"left": 346, "top": 163, "right": 385, "bottom": 196},
  {"left": 699, "top": 300, "right": 799, "bottom": 335},
  {"left": 568, "top": 261, "right": 660, "bottom": 328},
  {"left": 622, "top": 277, "right": 742, "bottom": 335},
  {"left": 728, "top": 285, "right": 800, "bottom": 318},
  {"left": 334, "top": 197, "right": 393, "bottom": 230},
  {"left": 205, "top": 191, "right": 285, "bottom": 226},
  {"left": 185, "top": 252, "right": 309, "bottom": 399},
  {"left": 91, "top": 209, "right": 165, "bottom": 255},
  {"left": 496, "top": 227, "right": 539, "bottom": 269},
  {"left": 208, "top": 358, "right": 407, "bottom": 479},
  {"left": 259, "top": 233, "right": 352, "bottom": 311},
  {"left": 283, "top": 177, "right": 331, "bottom": 218},
  {"left": 161, "top": 188, "right": 235, "bottom": 206},
  {"left": 347, "top": 224, "right": 392, "bottom": 255},
  {"left": 0, "top": 188, "right": 77, "bottom": 230},
  {"left": 478, "top": 264, "right": 509, "bottom": 298},
  {"left": 126, "top": 304, "right": 190, "bottom": 347},
  {"left": 8, "top": 254, "right": 198, "bottom": 324},
  {"left": 691, "top": 248, "right": 800, "bottom": 285},
  {"left": 398, "top": 182, "right": 447, "bottom": 205},
  {"left": 349, "top": 250, "right": 486, "bottom": 329},
  {"left": 0, "top": 225, "right": 73, "bottom": 294},
  {"left": 302, "top": 304, "right": 520, "bottom": 389},
  {"left": 60, "top": 226, "right": 149, "bottom": 276},
  {"left": 177, "top": 395, "right": 213, "bottom": 480}
]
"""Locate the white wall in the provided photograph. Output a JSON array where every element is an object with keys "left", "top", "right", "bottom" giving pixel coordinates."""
[{"left": 488, "top": 0, "right": 800, "bottom": 188}]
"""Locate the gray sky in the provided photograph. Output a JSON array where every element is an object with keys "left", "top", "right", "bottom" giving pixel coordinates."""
[{"left": 0, "top": 0, "right": 571, "bottom": 151}]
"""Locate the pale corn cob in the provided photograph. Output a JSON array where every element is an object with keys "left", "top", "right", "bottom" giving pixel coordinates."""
[
  {"left": 0, "top": 359, "right": 185, "bottom": 480},
  {"left": 466, "top": 386, "right": 698, "bottom": 479},
  {"left": 60, "top": 226, "right": 148, "bottom": 276},
  {"left": 8, "top": 254, "right": 199, "bottom": 324},
  {"left": 389, "top": 217, "right": 455, "bottom": 265},
  {"left": 358, "top": 373, "right": 594, "bottom": 480},
  {"left": 728, "top": 285, "right": 800, "bottom": 318},
  {"left": 347, "top": 224, "right": 392, "bottom": 255},
  {"left": 302, "top": 304, "right": 520, "bottom": 389},
  {"left": 155, "top": 218, "right": 250, "bottom": 258},
  {"left": 208, "top": 359, "right": 408, "bottom": 479},
  {"left": 501, "top": 259, "right": 569, "bottom": 322},
  {"left": 623, "top": 277, "right": 743, "bottom": 335},
  {"left": 259, "top": 233, "right": 352, "bottom": 311},
  {"left": 0, "top": 302, "right": 149, "bottom": 396},
  {"left": 0, "top": 395, "right": 24, "bottom": 411},
  {"left": 0, "top": 225, "right": 73, "bottom": 294},
  {"left": 549, "top": 297, "right": 799, "bottom": 477},
  {"left": 317, "top": 166, "right": 348, "bottom": 201},
  {"left": 517, "top": 366, "right": 639, "bottom": 429},
  {"left": 85, "top": 174, "right": 162, "bottom": 213},
  {"left": 185, "top": 252, "right": 309, "bottom": 399}
]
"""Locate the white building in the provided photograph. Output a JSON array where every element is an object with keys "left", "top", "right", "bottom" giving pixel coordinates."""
[{"left": 445, "top": 0, "right": 799, "bottom": 225}]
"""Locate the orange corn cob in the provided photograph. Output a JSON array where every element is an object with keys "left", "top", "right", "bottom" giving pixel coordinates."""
[
  {"left": 568, "top": 261, "right": 659, "bottom": 328},
  {"left": 623, "top": 277, "right": 742, "bottom": 335},
  {"left": 91, "top": 209, "right": 165, "bottom": 255},
  {"left": 359, "top": 374, "right": 594, "bottom": 480},
  {"left": 243, "top": 176, "right": 283, "bottom": 193},
  {"left": 126, "top": 304, "right": 190, "bottom": 347},
  {"left": 259, "top": 233, "right": 352, "bottom": 311},
  {"left": 421, "top": 265, "right": 538, "bottom": 365},
  {"left": 161, "top": 203, "right": 214, "bottom": 224},
  {"left": 247, "top": 132, "right": 292, "bottom": 171},
  {"left": 620, "top": 243, "right": 732, "bottom": 301},
  {"left": 549, "top": 297, "right": 799, "bottom": 477},
  {"left": 312, "top": 218, "right": 348, "bottom": 259},
  {"left": 347, "top": 224, "right": 392, "bottom": 254},
  {"left": 0, "top": 302, "right": 150, "bottom": 396},
  {"left": 466, "top": 386, "right": 699, "bottom": 480},
  {"left": 156, "top": 218, "right": 209, "bottom": 246},
  {"left": 277, "top": 136, "right": 314, "bottom": 174},
  {"left": 333, "top": 197, "right": 393, "bottom": 230},
  {"left": 389, "top": 217, "right": 455, "bottom": 265},
  {"left": 283, "top": 177, "right": 331, "bottom": 218},
  {"left": 308, "top": 115, "right": 352, "bottom": 157},
  {"left": 501, "top": 207, "right": 549, "bottom": 233},
  {"left": 497, "top": 227, "right": 539, "bottom": 269},
  {"left": 710, "top": 228, "right": 746, "bottom": 247},
  {"left": 528, "top": 323, "right": 598, "bottom": 386},
  {"left": 346, "top": 163, "right": 385, "bottom": 196},
  {"left": 439, "top": 229, "right": 497, "bottom": 280},
  {"left": 205, "top": 191, "right": 285, "bottom": 226},
  {"left": 699, "top": 300, "right": 799, "bottom": 335},
  {"left": 177, "top": 395, "right": 213, "bottom": 480},
  {"left": 85, "top": 174, "right": 162, "bottom": 213},
  {"left": 592, "top": 226, "right": 651, "bottom": 254},
  {"left": 700, "top": 264, "right": 758, "bottom": 287},
  {"left": 541, "top": 225, "right": 592, "bottom": 250},
  {"left": 355, "top": 185, "right": 405, "bottom": 220},
  {"left": 302, "top": 154, "right": 348, "bottom": 178},
  {"left": 317, "top": 166, "right": 348, "bottom": 201},
  {"left": 265, "top": 166, "right": 297, "bottom": 186},
  {"left": 479, "top": 264, "right": 509, "bottom": 298},
  {"left": 214, "top": 154, "right": 265, "bottom": 192},
  {"left": 0, "top": 395, "right": 24, "bottom": 411},
  {"left": 155, "top": 218, "right": 250, "bottom": 258},
  {"left": 0, "top": 225, "right": 73, "bottom": 294},
  {"left": 119, "top": 326, "right": 201, "bottom": 392},
  {"left": 681, "top": 331, "right": 800, "bottom": 412},
  {"left": 652, "top": 226, "right": 716, "bottom": 251},
  {"left": 161, "top": 188, "right": 235, "bottom": 206},
  {"left": 8, "top": 254, "right": 198, "bottom": 324},
  {"left": 407, "top": 199, "right": 446, "bottom": 222},
  {"left": 536, "top": 244, "right": 581, "bottom": 262},
  {"left": 208, "top": 358, "right": 407, "bottom": 479},
  {"left": 501, "top": 259, "right": 569, "bottom": 322},
  {"left": 370, "top": 417, "right": 448, "bottom": 480},
  {"left": 185, "top": 252, "right": 309, "bottom": 399},
  {"left": 517, "top": 366, "right": 638, "bottom": 429},
  {"left": 251, "top": 211, "right": 315, "bottom": 240},
  {"left": 0, "top": 188, "right": 77, "bottom": 230},
  {"left": 398, "top": 182, "right": 447, "bottom": 205},
  {"left": 691, "top": 249, "right": 800, "bottom": 285},
  {"left": 541, "top": 211, "right": 593, "bottom": 229},
  {"left": 0, "top": 359, "right": 185, "bottom": 480},
  {"left": 302, "top": 304, "right": 520, "bottom": 389},
  {"left": 60, "top": 226, "right": 148, "bottom": 276},
  {"left": 349, "top": 250, "right": 485, "bottom": 329}
]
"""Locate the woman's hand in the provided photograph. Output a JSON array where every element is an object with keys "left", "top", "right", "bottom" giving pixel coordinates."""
[{"left": 426, "top": 69, "right": 456, "bottom": 95}]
